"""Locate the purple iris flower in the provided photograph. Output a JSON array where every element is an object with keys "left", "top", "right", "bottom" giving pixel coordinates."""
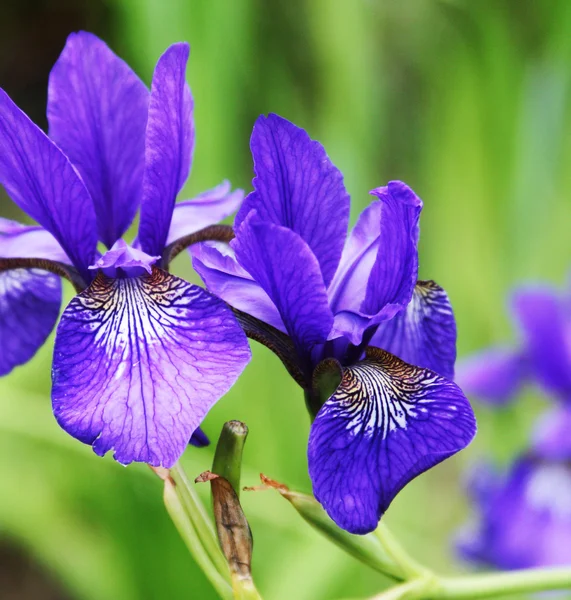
[
  {"left": 457, "top": 279, "right": 571, "bottom": 568},
  {"left": 458, "top": 282, "right": 571, "bottom": 405},
  {"left": 191, "top": 114, "right": 477, "bottom": 534},
  {"left": 458, "top": 457, "right": 571, "bottom": 569},
  {"left": 457, "top": 281, "right": 571, "bottom": 457},
  {"left": 0, "top": 32, "right": 251, "bottom": 466}
]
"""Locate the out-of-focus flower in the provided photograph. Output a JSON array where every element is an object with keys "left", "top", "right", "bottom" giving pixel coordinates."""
[
  {"left": 457, "top": 278, "right": 571, "bottom": 570},
  {"left": 458, "top": 457, "right": 571, "bottom": 569},
  {"left": 192, "top": 114, "right": 476, "bottom": 534},
  {"left": 0, "top": 32, "right": 251, "bottom": 466},
  {"left": 457, "top": 283, "right": 571, "bottom": 406}
]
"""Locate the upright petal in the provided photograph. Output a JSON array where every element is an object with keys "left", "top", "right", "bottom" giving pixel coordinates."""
[
  {"left": 138, "top": 43, "right": 194, "bottom": 257},
  {"left": 233, "top": 214, "right": 334, "bottom": 360},
  {"left": 512, "top": 287, "right": 571, "bottom": 400},
  {"left": 0, "top": 89, "right": 98, "bottom": 279},
  {"left": 370, "top": 281, "right": 457, "bottom": 379},
  {"left": 455, "top": 347, "right": 526, "bottom": 405},
  {"left": 329, "top": 182, "right": 422, "bottom": 345},
  {"left": 48, "top": 32, "right": 149, "bottom": 247},
  {"left": 362, "top": 182, "right": 422, "bottom": 316},
  {"left": 166, "top": 181, "right": 243, "bottom": 245},
  {"left": 0, "top": 217, "right": 69, "bottom": 263},
  {"left": 236, "top": 114, "right": 350, "bottom": 286},
  {"left": 192, "top": 241, "right": 284, "bottom": 331},
  {"left": 328, "top": 200, "right": 384, "bottom": 314},
  {"left": 52, "top": 269, "right": 250, "bottom": 466},
  {"left": 308, "top": 347, "right": 476, "bottom": 534},
  {"left": 0, "top": 268, "right": 61, "bottom": 375}
]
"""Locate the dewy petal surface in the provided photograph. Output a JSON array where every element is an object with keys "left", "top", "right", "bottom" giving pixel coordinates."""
[
  {"left": 233, "top": 214, "right": 334, "bottom": 357},
  {"left": 455, "top": 347, "right": 526, "bottom": 405},
  {"left": 0, "top": 268, "right": 61, "bottom": 375},
  {"left": 512, "top": 287, "right": 571, "bottom": 400},
  {"left": 52, "top": 268, "right": 251, "bottom": 466},
  {"left": 236, "top": 114, "right": 350, "bottom": 286},
  {"left": 192, "top": 241, "right": 284, "bottom": 331},
  {"left": 0, "top": 89, "right": 98, "bottom": 279},
  {"left": 0, "top": 217, "right": 69, "bottom": 263},
  {"left": 370, "top": 281, "right": 457, "bottom": 379},
  {"left": 139, "top": 43, "right": 194, "bottom": 257},
  {"left": 308, "top": 347, "right": 476, "bottom": 534},
  {"left": 166, "top": 181, "right": 243, "bottom": 245},
  {"left": 48, "top": 31, "right": 149, "bottom": 248}
]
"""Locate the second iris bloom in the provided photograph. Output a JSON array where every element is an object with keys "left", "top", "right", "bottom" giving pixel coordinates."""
[{"left": 193, "top": 114, "right": 477, "bottom": 534}]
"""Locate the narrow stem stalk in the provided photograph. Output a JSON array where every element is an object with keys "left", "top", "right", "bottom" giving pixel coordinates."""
[
  {"left": 369, "top": 576, "right": 436, "bottom": 600},
  {"left": 368, "top": 565, "right": 571, "bottom": 599},
  {"left": 231, "top": 576, "right": 263, "bottom": 600},
  {"left": 374, "top": 524, "right": 431, "bottom": 580},
  {"left": 170, "top": 461, "right": 230, "bottom": 578},
  {"left": 437, "top": 567, "right": 571, "bottom": 599},
  {"left": 163, "top": 476, "right": 233, "bottom": 599}
]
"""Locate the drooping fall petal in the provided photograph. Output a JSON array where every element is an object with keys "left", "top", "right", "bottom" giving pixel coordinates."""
[
  {"left": 52, "top": 268, "right": 250, "bottom": 466},
  {"left": 308, "top": 347, "right": 476, "bottom": 534}
]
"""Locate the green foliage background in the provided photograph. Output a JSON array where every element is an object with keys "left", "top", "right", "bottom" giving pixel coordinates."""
[{"left": 0, "top": 1, "right": 570, "bottom": 598}]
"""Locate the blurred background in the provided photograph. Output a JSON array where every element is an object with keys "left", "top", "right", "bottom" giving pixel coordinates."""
[{"left": 1, "top": 0, "right": 570, "bottom": 598}]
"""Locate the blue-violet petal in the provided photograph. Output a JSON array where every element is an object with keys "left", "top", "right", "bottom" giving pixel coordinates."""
[
  {"left": 52, "top": 268, "right": 251, "bottom": 467},
  {"left": 0, "top": 269, "right": 61, "bottom": 376},
  {"left": 233, "top": 213, "right": 333, "bottom": 358},
  {"left": 308, "top": 347, "right": 476, "bottom": 534},
  {"left": 370, "top": 281, "right": 457, "bottom": 379},
  {"left": 48, "top": 31, "right": 149, "bottom": 247},
  {"left": 236, "top": 114, "right": 350, "bottom": 286},
  {"left": 512, "top": 286, "right": 571, "bottom": 401},
  {"left": 167, "top": 181, "right": 243, "bottom": 245},
  {"left": 138, "top": 43, "right": 194, "bottom": 257},
  {"left": 456, "top": 347, "right": 526, "bottom": 405},
  {"left": 0, "top": 89, "right": 98, "bottom": 279},
  {"left": 192, "top": 241, "right": 284, "bottom": 332}
]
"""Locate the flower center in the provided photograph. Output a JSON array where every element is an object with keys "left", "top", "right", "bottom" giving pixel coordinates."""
[{"left": 88, "top": 239, "right": 160, "bottom": 278}]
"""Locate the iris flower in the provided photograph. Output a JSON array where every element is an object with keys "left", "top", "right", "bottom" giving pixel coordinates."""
[
  {"left": 0, "top": 32, "right": 251, "bottom": 466},
  {"left": 192, "top": 114, "right": 477, "bottom": 534},
  {"left": 457, "top": 278, "right": 571, "bottom": 568},
  {"left": 457, "top": 281, "right": 571, "bottom": 457},
  {"left": 458, "top": 457, "right": 571, "bottom": 569}
]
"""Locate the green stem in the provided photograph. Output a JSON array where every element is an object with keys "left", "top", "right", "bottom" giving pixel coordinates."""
[
  {"left": 170, "top": 462, "right": 230, "bottom": 580},
  {"left": 374, "top": 524, "right": 431, "bottom": 580},
  {"left": 436, "top": 567, "right": 571, "bottom": 599},
  {"left": 369, "top": 576, "right": 436, "bottom": 600},
  {"left": 163, "top": 475, "right": 233, "bottom": 599},
  {"left": 231, "top": 577, "right": 263, "bottom": 600}
]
